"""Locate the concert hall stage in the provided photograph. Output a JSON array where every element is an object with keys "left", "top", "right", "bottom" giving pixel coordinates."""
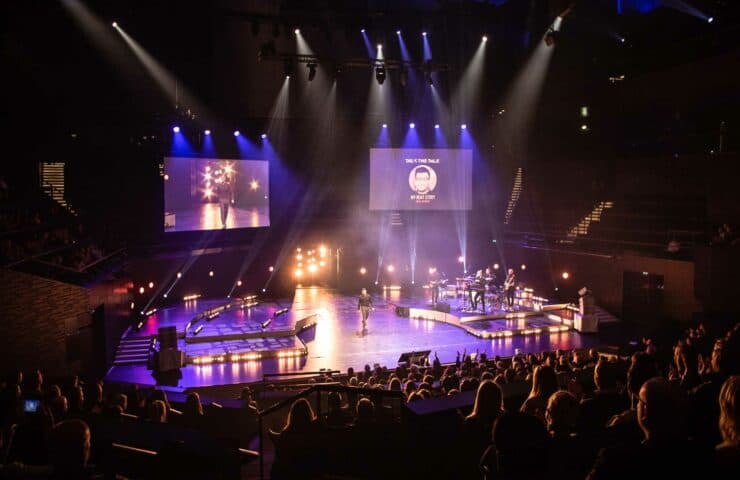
[{"left": 105, "top": 287, "right": 600, "bottom": 389}]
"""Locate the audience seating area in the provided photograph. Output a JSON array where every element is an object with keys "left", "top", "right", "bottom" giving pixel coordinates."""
[{"left": 1, "top": 320, "right": 738, "bottom": 479}]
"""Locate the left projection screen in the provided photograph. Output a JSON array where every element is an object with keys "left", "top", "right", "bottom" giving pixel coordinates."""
[{"left": 164, "top": 157, "right": 269, "bottom": 232}]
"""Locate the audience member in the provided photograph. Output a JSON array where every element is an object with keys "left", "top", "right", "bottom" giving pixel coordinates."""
[{"left": 520, "top": 365, "right": 559, "bottom": 421}]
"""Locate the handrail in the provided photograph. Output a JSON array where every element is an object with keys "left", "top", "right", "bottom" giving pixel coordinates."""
[
  {"left": 256, "top": 383, "right": 407, "bottom": 480},
  {"left": 258, "top": 383, "right": 405, "bottom": 418},
  {"left": 3, "top": 243, "right": 76, "bottom": 268},
  {"left": 262, "top": 370, "right": 340, "bottom": 382}
]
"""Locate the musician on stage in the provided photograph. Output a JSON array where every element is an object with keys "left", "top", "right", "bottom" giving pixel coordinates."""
[
  {"left": 469, "top": 270, "right": 486, "bottom": 312},
  {"left": 429, "top": 268, "right": 441, "bottom": 305},
  {"left": 504, "top": 268, "right": 516, "bottom": 310},
  {"left": 357, "top": 288, "right": 373, "bottom": 332}
]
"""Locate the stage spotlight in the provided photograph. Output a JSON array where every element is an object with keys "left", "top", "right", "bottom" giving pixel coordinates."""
[
  {"left": 307, "top": 63, "right": 317, "bottom": 81},
  {"left": 561, "top": 272, "right": 570, "bottom": 280},
  {"left": 374, "top": 281, "right": 379, "bottom": 285},
  {"left": 434, "top": 124, "right": 440, "bottom": 129},
  {"left": 283, "top": 59, "right": 294, "bottom": 78},
  {"left": 376, "top": 43, "right": 382, "bottom": 49},
  {"left": 250, "top": 180, "right": 259, "bottom": 190},
  {"left": 360, "top": 267, "right": 367, "bottom": 275},
  {"left": 521, "top": 264, "right": 527, "bottom": 270},
  {"left": 319, "top": 260, "right": 325, "bottom": 267},
  {"left": 308, "top": 264, "right": 317, "bottom": 273},
  {"left": 148, "top": 282, "right": 154, "bottom": 289},
  {"left": 177, "top": 272, "right": 182, "bottom": 278},
  {"left": 428, "top": 267, "right": 436, "bottom": 274},
  {"left": 707, "top": 17, "right": 714, "bottom": 23},
  {"left": 409, "top": 123, "right": 415, "bottom": 129},
  {"left": 493, "top": 263, "right": 500, "bottom": 270},
  {"left": 294, "top": 28, "right": 300, "bottom": 35},
  {"left": 399, "top": 68, "right": 408, "bottom": 87},
  {"left": 396, "top": 30, "right": 401, "bottom": 35},
  {"left": 361, "top": 28, "right": 365, "bottom": 33},
  {"left": 209, "top": 271, "right": 214, "bottom": 277},
  {"left": 269, "top": 266, "right": 274, "bottom": 272},
  {"left": 163, "top": 293, "right": 168, "bottom": 298},
  {"left": 260, "top": 133, "right": 267, "bottom": 139},
  {"left": 620, "top": 37, "right": 626, "bottom": 43},
  {"left": 233, "top": 130, "right": 240, "bottom": 136},
  {"left": 237, "top": 280, "right": 242, "bottom": 286},
  {"left": 204, "top": 129, "right": 211, "bottom": 135},
  {"left": 461, "top": 124, "right": 467, "bottom": 130},
  {"left": 375, "top": 66, "right": 386, "bottom": 85},
  {"left": 387, "top": 265, "right": 395, "bottom": 273},
  {"left": 482, "top": 35, "right": 488, "bottom": 42},
  {"left": 112, "top": 21, "right": 118, "bottom": 28},
  {"left": 422, "top": 31, "right": 427, "bottom": 36},
  {"left": 382, "top": 123, "right": 388, "bottom": 129},
  {"left": 138, "top": 287, "right": 145, "bottom": 294},
  {"left": 458, "top": 256, "right": 465, "bottom": 263},
  {"left": 544, "top": 30, "right": 559, "bottom": 47},
  {"left": 580, "top": 124, "right": 589, "bottom": 131},
  {"left": 294, "top": 269, "right": 303, "bottom": 278},
  {"left": 172, "top": 126, "right": 180, "bottom": 133}
]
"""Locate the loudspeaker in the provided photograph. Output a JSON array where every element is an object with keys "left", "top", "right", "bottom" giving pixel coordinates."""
[
  {"left": 398, "top": 350, "right": 431, "bottom": 366},
  {"left": 395, "top": 306, "right": 410, "bottom": 317},
  {"left": 158, "top": 349, "right": 184, "bottom": 372},
  {"left": 434, "top": 302, "right": 450, "bottom": 313},
  {"left": 158, "top": 326, "right": 178, "bottom": 350}
]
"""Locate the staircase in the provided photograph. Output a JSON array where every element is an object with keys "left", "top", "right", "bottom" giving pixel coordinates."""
[
  {"left": 113, "top": 336, "right": 153, "bottom": 366},
  {"left": 564, "top": 201, "right": 614, "bottom": 240},
  {"left": 595, "top": 305, "right": 620, "bottom": 325},
  {"left": 504, "top": 167, "right": 523, "bottom": 225},
  {"left": 39, "top": 162, "right": 77, "bottom": 215}
]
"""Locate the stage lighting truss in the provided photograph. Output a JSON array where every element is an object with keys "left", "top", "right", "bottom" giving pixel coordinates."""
[{"left": 257, "top": 46, "right": 449, "bottom": 84}]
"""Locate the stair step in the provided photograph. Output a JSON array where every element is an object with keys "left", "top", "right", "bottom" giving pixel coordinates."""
[
  {"left": 113, "top": 359, "right": 148, "bottom": 366},
  {"left": 116, "top": 352, "right": 149, "bottom": 358}
]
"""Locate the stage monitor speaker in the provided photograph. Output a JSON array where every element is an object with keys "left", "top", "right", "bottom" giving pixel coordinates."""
[
  {"left": 398, "top": 350, "right": 431, "bottom": 366},
  {"left": 158, "top": 326, "right": 178, "bottom": 350},
  {"left": 395, "top": 306, "right": 410, "bottom": 317},
  {"left": 158, "top": 349, "right": 184, "bottom": 372},
  {"left": 434, "top": 302, "right": 451, "bottom": 313}
]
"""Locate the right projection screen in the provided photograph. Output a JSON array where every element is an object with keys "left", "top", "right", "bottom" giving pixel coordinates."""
[{"left": 369, "top": 148, "right": 473, "bottom": 211}]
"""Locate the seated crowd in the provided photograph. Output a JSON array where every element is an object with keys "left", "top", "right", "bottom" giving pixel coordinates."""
[
  {"left": 268, "top": 321, "right": 740, "bottom": 479},
  {"left": 0, "top": 374, "right": 260, "bottom": 479},
  {"left": 1, "top": 320, "right": 738, "bottom": 479}
]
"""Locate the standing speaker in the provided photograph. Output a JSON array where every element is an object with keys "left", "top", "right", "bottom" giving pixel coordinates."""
[{"left": 158, "top": 326, "right": 178, "bottom": 350}]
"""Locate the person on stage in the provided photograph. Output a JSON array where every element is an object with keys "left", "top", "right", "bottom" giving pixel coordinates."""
[
  {"left": 429, "top": 268, "right": 441, "bottom": 305},
  {"left": 504, "top": 268, "right": 517, "bottom": 310},
  {"left": 216, "top": 174, "right": 234, "bottom": 228},
  {"left": 357, "top": 288, "right": 373, "bottom": 333},
  {"left": 469, "top": 270, "right": 485, "bottom": 313}
]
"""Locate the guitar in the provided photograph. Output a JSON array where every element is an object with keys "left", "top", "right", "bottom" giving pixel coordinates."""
[{"left": 504, "top": 275, "right": 515, "bottom": 290}]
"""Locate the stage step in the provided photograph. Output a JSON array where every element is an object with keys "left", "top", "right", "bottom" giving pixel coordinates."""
[
  {"left": 595, "top": 305, "right": 620, "bottom": 324},
  {"left": 113, "top": 335, "right": 154, "bottom": 366}
]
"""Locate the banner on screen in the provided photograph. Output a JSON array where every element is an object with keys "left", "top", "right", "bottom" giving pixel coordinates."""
[
  {"left": 164, "top": 157, "right": 269, "bottom": 232},
  {"left": 369, "top": 148, "right": 472, "bottom": 210}
]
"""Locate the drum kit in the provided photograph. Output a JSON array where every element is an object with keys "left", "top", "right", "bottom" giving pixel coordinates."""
[{"left": 455, "top": 275, "right": 505, "bottom": 312}]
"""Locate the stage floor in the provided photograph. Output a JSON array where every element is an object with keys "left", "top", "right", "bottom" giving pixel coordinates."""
[
  {"left": 164, "top": 204, "right": 269, "bottom": 231},
  {"left": 105, "top": 287, "right": 601, "bottom": 389}
]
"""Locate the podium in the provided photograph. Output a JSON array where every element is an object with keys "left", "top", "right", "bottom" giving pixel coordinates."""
[{"left": 575, "top": 290, "right": 598, "bottom": 333}]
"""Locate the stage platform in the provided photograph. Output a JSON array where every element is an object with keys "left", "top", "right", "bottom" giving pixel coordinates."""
[{"left": 105, "top": 287, "right": 601, "bottom": 389}]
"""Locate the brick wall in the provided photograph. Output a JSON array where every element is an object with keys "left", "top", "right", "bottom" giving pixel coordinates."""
[{"left": 0, "top": 268, "right": 90, "bottom": 376}]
